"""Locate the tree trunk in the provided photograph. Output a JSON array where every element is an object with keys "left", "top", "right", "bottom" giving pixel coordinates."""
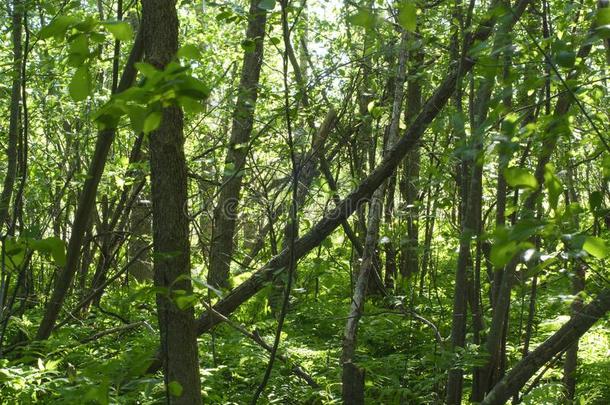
[
  {"left": 479, "top": 2, "right": 603, "bottom": 390},
  {"left": 129, "top": 199, "right": 152, "bottom": 281},
  {"left": 562, "top": 162, "right": 586, "bottom": 401},
  {"left": 341, "top": 29, "right": 409, "bottom": 401},
  {"left": 0, "top": 0, "right": 23, "bottom": 232},
  {"left": 481, "top": 288, "right": 610, "bottom": 405},
  {"left": 208, "top": 0, "right": 267, "bottom": 289},
  {"left": 447, "top": 1, "right": 516, "bottom": 401},
  {"left": 36, "top": 25, "right": 144, "bottom": 341},
  {"left": 142, "top": 0, "right": 201, "bottom": 403}
]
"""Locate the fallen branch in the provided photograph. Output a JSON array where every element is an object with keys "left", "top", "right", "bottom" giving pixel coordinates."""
[
  {"left": 201, "top": 299, "right": 319, "bottom": 388},
  {"left": 80, "top": 321, "right": 147, "bottom": 344}
]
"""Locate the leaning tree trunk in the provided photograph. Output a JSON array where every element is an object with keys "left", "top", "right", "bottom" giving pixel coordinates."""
[
  {"left": 142, "top": 0, "right": 201, "bottom": 403},
  {"left": 481, "top": 288, "right": 610, "bottom": 405},
  {"left": 35, "top": 29, "right": 143, "bottom": 340},
  {"left": 208, "top": 0, "right": 267, "bottom": 289}
]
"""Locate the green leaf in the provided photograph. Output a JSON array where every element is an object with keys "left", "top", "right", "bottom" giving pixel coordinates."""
[
  {"left": 490, "top": 240, "right": 518, "bottom": 268},
  {"left": 504, "top": 167, "right": 538, "bottom": 189},
  {"left": 543, "top": 164, "right": 562, "bottom": 211},
  {"left": 75, "top": 16, "right": 97, "bottom": 32},
  {"left": 556, "top": 50, "right": 575, "bottom": 68},
  {"left": 177, "top": 44, "right": 202, "bottom": 60},
  {"left": 46, "top": 237, "right": 67, "bottom": 267},
  {"left": 583, "top": 236, "right": 608, "bottom": 259},
  {"left": 143, "top": 111, "right": 162, "bottom": 134},
  {"left": 397, "top": 1, "right": 417, "bottom": 32},
  {"left": 29, "top": 237, "right": 67, "bottom": 267},
  {"left": 69, "top": 66, "right": 92, "bottom": 101},
  {"left": 216, "top": 10, "right": 233, "bottom": 21},
  {"left": 168, "top": 381, "right": 183, "bottom": 397},
  {"left": 135, "top": 62, "right": 159, "bottom": 78},
  {"left": 39, "top": 15, "right": 79, "bottom": 40},
  {"left": 174, "top": 294, "right": 197, "bottom": 310},
  {"left": 69, "top": 34, "right": 89, "bottom": 57},
  {"left": 258, "top": 0, "right": 276, "bottom": 11},
  {"left": 126, "top": 105, "right": 147, "bottom": 134},
  {"left": 102, "top": 21, "right": 133, "bottom": 41},
  {"left": 367, "top": 100, "right": 383, "bottom": 119},
  {"left": 67, "top": 53, "right": 87, "bottom": 68},
  {"left": 178, "top": 96, "right": 205, "bottom": 113},
  {"left": 4, "top": 238, "right": 25, "bottom": 270},
  {"left": 348, "top": 8, "right": 377, "bottom": 30},
  {"left": 93, "top": 101, "right": 124, "bottom": 130},
  {"left": 175, "top": 76, "right": 210, "bottom": 100},
  {"left": 595, "top": 7, "right": 610, "bottom": 27},
  {"left": 241, "top": 38, "right": 256, "bottom": 53}
]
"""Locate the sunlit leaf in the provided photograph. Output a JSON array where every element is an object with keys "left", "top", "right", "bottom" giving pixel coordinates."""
[
  {"left": 39, "top": 15, "right": 79, "bottom": 40},
  {"left": 143, "top": 111, "right": 162, "bottom": 134},
  {"left": 504, "top": 167, "right": 538, "bottom": 189},
  {"left": 543, "top": 164, "right": 562, "bottom": 211},
  {"left": 168, "top": 381, "right": 183, "bottom": 397},
  {"left": 397, "top": 1, "right": 417, "bottom": 32},
  {"left": 102, "top": 21, "right": 133, "bottom": 41},
  {"left": 69, "top": 65, "right": 91, "bottom": 101},
  {"left": 348, "top": 8, "right": 377, "bottom": 30},
  {"left": 258, "top": 0, "right": 275, "bottom": 11},
  {"left": 583, "top": 236, "right": 608, "bottom": 259}
]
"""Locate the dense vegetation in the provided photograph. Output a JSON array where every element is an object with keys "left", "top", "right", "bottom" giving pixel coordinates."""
[{"left": 0, "top": 0, "right": 610, "bottom": 403}]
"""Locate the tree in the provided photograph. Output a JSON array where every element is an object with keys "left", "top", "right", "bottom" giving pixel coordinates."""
[
  {"left": 142, "top": 0, "right": 201, "bottom": 402},
  {"left": 208, "top": 0, "right": 268, "bottom": 289},
  {"left": 1, "top": 0, "right": 610, "bottom": 403}
]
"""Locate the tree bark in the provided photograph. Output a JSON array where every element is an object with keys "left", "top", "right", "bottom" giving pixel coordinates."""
[
  {"left": 447, "top": 1, "right": 519, "bottom": 401},
  {"left": 129, "top": 198, "right": 152, "bottom": 281},
  {"left": 142, "top": 0, "right": 201, "bottom": 403},
  {"left": 398, "top": 48, "right": 422, "bottom": 278},
  {"left": 208, "top": 0, "right": 268, "bottom": 289}
]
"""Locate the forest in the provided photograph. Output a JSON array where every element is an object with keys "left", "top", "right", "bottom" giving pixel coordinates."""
[{"left": 0, "top": 0, "right": 610, "bottom": 403}]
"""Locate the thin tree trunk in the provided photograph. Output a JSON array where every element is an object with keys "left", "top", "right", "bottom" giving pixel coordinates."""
[
  {"left": 481, "top": 288, "right": 610, "bottom": 405},
  {"left": 341, "top": 30, "right": 409, "bottom": 402},
  {"left": 35, "top": 30, "right": 144, "bottom": 340},
  {"left": 447, "top": 1, "right": 515, "bottom": 401},
  {"left": 208, "top": 0, "right": 268, "bottom": 289},
  {"left": 479, "top": 2, "right": 604, "bottom": 390},
  {"left": 0, "top": 0, "right": 23, "bottom": 231},
  {"left": 562, "top": 163, "right": 585, "bottom": 401},
  {"left": 397, "top": 39, "right": 423, "bottom": 282}
]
